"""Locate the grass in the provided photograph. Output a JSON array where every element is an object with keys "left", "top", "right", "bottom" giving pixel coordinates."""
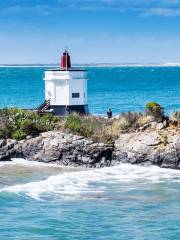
[
  {"left": 170, "top": 111, "right": 180, "bottom": 126},
  {"left": 0, "top": 102, "right": 170, "bottom": 143},
  {"left": 60, "top": 112, "right": 151, "bottom": 144}
]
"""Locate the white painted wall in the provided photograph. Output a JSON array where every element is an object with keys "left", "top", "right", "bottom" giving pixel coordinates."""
[
  {"left": 55, "top": 80, "right": 69, "bottom": 105},
  {"left": 69, "top": 71, "right": 87, "bottom": 105},
  {"left": 69, "top": 78, "right": 84, "bottom": 105},
  {"left": 45, "top": 81, "right": 55, "bottom": 103},
  {"left": 44, "top": 70, "right": 87, "bottom": 106}
]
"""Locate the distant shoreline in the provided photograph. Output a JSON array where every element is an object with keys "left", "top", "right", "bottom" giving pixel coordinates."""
[{"left": 0, "top": 63, "right": 180, "bottom": 68}]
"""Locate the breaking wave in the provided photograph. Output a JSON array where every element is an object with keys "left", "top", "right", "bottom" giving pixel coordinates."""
[{"left": 1, "top": 160, "right": 180, "bottom": 201}]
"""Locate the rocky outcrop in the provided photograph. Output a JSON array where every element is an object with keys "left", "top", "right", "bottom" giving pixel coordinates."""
[
  {"left": 13, "top": 132, "right": 113, "bottom": 168},
  {"left": 1, "top": 129, "right": 180, "bottom": 169},
  {"left": 113, "top": 130, "right": 180, "bottom": 169},
  {"left": 0, "top": 139, "right": 17, "bottom": 161}
]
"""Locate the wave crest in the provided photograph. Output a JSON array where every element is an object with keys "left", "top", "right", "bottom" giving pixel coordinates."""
[{"left": 1, "top": 163, "right": 180, "bottom": 200}]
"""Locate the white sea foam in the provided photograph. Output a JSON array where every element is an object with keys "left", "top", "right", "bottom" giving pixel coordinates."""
[
  {"left": 0, "top": 158, "right": 65, "bottom": 168},
  {"left": 1, "top": 162, "right": 180, "bottom": 200}
]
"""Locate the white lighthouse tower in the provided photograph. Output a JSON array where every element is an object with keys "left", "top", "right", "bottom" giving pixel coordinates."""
[{"left": 42, "top": 50, "right": 88, "bottom": 115}]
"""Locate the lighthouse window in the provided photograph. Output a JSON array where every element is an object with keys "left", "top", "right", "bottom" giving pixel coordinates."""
[{"left": 72, "top": 93, "right": 80, "bottom": 98}]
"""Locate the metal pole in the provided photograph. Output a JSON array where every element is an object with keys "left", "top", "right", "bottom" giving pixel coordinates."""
[{"left": 66, "top": 49, "right": 68, "bottom": 71}]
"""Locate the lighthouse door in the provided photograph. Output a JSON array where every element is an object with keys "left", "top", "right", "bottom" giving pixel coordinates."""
[{"left": 55, "top": 82, "right": 67, "bottom": 105}]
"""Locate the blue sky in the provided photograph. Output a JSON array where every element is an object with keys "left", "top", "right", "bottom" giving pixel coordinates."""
[{"left": 0, "top": 0, "right": 180, "bottom": 64}]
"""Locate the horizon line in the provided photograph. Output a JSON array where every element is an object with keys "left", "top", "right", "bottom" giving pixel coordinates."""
[{"left": 0, "top": 62, "right": 180, "bottom": 67}]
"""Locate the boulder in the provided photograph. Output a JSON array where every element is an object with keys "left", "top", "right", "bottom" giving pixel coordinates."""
[
  {"left": 0, "top": 139, "right": 17, "bottom": 161},
  {"left": 156, "top": 122, "right": 164, "bottom": 130},
  {"left": 151, "top": 121, "right": 158, "bottom": 129}
]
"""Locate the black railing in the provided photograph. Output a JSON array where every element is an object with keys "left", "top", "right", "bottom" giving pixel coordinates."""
[{"left": 37, "top": 99, "right": 51, "bottom": 113}]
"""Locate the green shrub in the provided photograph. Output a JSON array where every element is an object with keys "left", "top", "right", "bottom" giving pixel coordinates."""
[
  {"left": 0, "top": 108, "right": 60, "bottom": 140},
  {"left": 35, "top": 115, "right": 57, "bottom": 133},
  {"left": 145, "top": 102, "right": 164, "bottom": 122},
  {"left": 0, "top": 127, "right": 13, "bottom": 139},
  {"left": 62, "top": 112, "right": 143, "bottom": 143},
  {"left": 80, "top": 116, "right": 104, "bottom": 138},
  {"left": 64, "top": 113, "right": 82, "bottom": 133},
  {"left": 21, "top": 119, "right": 35, "bottom": 134},
  {"left": 12, "top": 130, "right": 27, "bottom": 140},
  {"left": 62, "top": 114, "right": 109, "bottom": 142}
]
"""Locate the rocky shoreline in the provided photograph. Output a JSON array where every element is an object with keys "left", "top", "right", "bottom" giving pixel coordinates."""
[{"left": 1, "top": 128, "right": 180, "bottom": 169}]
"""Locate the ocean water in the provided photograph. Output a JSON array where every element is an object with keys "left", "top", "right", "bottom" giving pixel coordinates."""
[
  {"left": 1, "top": 67, "right": 180, "bottom": 239},
  {"left": 1, "top": 159, "right": 180, "bottom": 239},
  {"left": 0, "top": 66, "right": 180, "bottom": 115}
]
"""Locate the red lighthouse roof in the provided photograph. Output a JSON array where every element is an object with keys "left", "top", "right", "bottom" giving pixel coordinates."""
[
  {"left": 46, "top": 49, "right": 87, "bottom": 72},
  {"left": 60, "top": 50, "right": 71, "bottom": 70}
]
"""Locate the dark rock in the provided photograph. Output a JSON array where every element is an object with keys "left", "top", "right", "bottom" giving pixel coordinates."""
[
  {"left": 1, "top": 130, "right": 180, "bottom": 170},
  {"left": 0, "top": 139, "right": 6, "bottom": 148},
  {"left": 0, "top": 139, "right": 17, "bottom": 161}
]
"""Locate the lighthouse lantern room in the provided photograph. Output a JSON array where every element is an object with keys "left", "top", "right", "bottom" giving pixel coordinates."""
[{"left": 43, "top": 50, "right": 88, "bottom": 115}]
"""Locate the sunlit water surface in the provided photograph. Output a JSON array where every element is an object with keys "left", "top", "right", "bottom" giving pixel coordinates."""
[
  {"left": 1, "top": 66, "right": 180, "bottom": 114},
  {"left": 1, "top": 67, "right": 180, "bottom": 239}
]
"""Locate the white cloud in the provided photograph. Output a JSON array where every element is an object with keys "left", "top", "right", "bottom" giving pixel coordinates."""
[{"left": 143, "top": 7, "right": 180, "bottom": 16}]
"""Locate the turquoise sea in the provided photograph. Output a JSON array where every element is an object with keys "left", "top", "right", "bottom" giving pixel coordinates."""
[
  {"left": 1, "top": 66, "right": 180, "bottom": 114},
  {"left": 1, "top": 67, "right": 180, "bottom": 239}
]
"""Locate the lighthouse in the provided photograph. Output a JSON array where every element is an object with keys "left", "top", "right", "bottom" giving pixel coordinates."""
[{"left": 42, "top": 50, "right": 88, "bottom": 115}]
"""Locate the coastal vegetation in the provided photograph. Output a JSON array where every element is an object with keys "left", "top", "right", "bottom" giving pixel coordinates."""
[
  {"left": 0, "top": 103, "right": 180, "bottom": 142},
  {"left": 1, "top": 104, "right": 180, "bottom": 170},
  {"left": 145, "top": 102, "right": 164, "bottom": 122},
  {"left": 170, "top": 111, "right": 180, "bottom": 126},
  {"left": 0, "top": 108, "right": 59, "bottom": 140}
]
